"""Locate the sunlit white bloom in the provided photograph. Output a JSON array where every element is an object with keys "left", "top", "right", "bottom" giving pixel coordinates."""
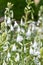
[
  {"left": 7, "top": 52, "right": 11, "bottom": 58},
  {"left": 38, "top": 62, "right": 41, "bottom": 65},
  {"left": 3, "top": 61, "right": 6, "bottom": 65},
  {"left": 17, "top": 26, "right": 20, "bottom": 32},
  {"left": 29, "top": 47, "right": 34, "bottom": 55},
  {"left": 15, "top": 53, "right": 20, "bottom": 62},
  {"left": 20, "top": 18, "right": 24, "bottom": 26},
  {"left": 32, "top": 41, "right": 37, "bottom": 49},
  {"left": 11, "top": 44, "right": 16, "bottom": 51},
  {"left": 37, "top": 20, "right": 40, "bottom": 26},
  {"left": 34, "top": 51, "right": 40, "bottom": 56},
  {"left": 10, "top": 25, "right": 14, "bottom": 31},
  {"left": 14, "top": 21, "right": 18, "bottom": 28},
  {"left": 7, "top": 17, "right": 11, "bottom": 24},
  {"left": 33, "top": 57, "right": 39, "bottom": 65},
  {"left": 21, "top": 28, "right": 25, "bottom": 33},
  {"left": 26, "top": 28, "right": 31, "bottom": 38},
  {"left": 16, "top": 34, "right": 23, "bottom": 42},
  {"left": 31, "top": 24, "right": 36, "bottom": 31}
]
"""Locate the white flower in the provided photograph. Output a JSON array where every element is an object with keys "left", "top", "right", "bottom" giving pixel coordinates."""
[
  {"left": 32, "top": 41, "right": 37, "bottom": 49},
  {"left": 7, "top": 17, "right": 11, "bottom": 24},
  {"left": 11, "top": 44, "right": 16, "bottom": 51},
  {"left": 20, "top": 18, "right": 24, "bottom": 26},
  {"left": 15, "top": 53, "right": 20, "bottom": 62},
  {"left": 37, "top": 20, "right": 40, "bottom": 26},
  {"left": 16, "top": 34, "right": 23, "bottom": 42},
  {"left": 7, "top": 52, "right": 11, "bottom": 58},
  {"left": 14, "top": 21, "right": 18, "bottom": 28},
  {"left": 3, "top": 61, "right": 6, "bottom": 65},
  {"left": 29, "top": 47, "right": 34, "bottom": 55},
  {"left": 10, "top": 25, "right": 14, "bottom": 31},
  {"left": 21, "top": 28, "right": 25, "bottom": 33},
  {"left": 17, "top": 26, "right": 20, "bottom": 32},
  {"left": 34, "top": 49, "right": 40, "bottom": 57},
  {"left": 3, "top": 42, "right": 9, "bottom": 51},
  {"left": 26, "top": 28, "right": 31, "bottom": 38}
]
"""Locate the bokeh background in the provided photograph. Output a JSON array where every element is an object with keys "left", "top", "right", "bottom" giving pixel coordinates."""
[{"left": 0, "top": 0, "right": 43, "bottom": 21}]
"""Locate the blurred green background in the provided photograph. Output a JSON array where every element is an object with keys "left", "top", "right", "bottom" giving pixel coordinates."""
[{"left": 0, "top": 0, "right": 43, "bottom": 21}]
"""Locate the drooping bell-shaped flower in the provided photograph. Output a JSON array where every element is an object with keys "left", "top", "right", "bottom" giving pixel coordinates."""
[
  {"left": 29, "top": 47, "right": 34, "bottom": 55},
  {"left": 7, "top": 17, "right": 11, "bottom": 24},
  {"left": 20, "top": 18, "right": 25, "bottom": 26},
  {"left": 14, "top": 21, "right": 18, "bottom": 28},
  {"left": 11, "top": 44, "right": 17, "bottom": 51},
  {"left": 16, "top": 34, "right": 23, "bottom": 42},
  {"left": 17, "top": 26, "right": 20, "bottom": 33},
  {"left": 26, "top": 28, "right": 31, "bottom": 39}
]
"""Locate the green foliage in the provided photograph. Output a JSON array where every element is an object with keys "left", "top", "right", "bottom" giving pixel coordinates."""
[
  {"left": 0, "top": 0, "right": 43, "bottom": 21},
  {"left": 0, "top": 0, "right": 26, "bottom": 20}
]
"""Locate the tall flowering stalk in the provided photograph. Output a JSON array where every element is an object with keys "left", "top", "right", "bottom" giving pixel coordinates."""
[{"left": 0, "top": 1, "right": 43, "bottom": 65}]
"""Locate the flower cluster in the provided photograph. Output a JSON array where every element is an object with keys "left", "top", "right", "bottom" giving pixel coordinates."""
[{"left": 0, "top": 2, "right": 43, "bottom": 65}]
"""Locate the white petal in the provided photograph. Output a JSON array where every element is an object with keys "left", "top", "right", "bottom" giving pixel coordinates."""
[
  {"left": 16, "top": 34, "right": 23, "bottom": 42},
  {"left": 7, "top": 17, "right": 11, "bottom": 24},
  {"left": 11, "top": 44, "right": 16, "bottom": 51},
  {"left": 26, "top": 29, "right": 31, "bottom": 37},
  {"left": 7, "top": 52, "right": 11, "bottom": 58},
  {"left": 30, "top": 47, "right": 34, "bottom": 55},
  {"left": 14, "top": 21, "right": 18, "bottom": 28},
  {"left": 20, "top": 18, "right": 24, "bottom": 26},
  {"left": 17, "top": 26, "right": 20, "bottom": 32}
]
